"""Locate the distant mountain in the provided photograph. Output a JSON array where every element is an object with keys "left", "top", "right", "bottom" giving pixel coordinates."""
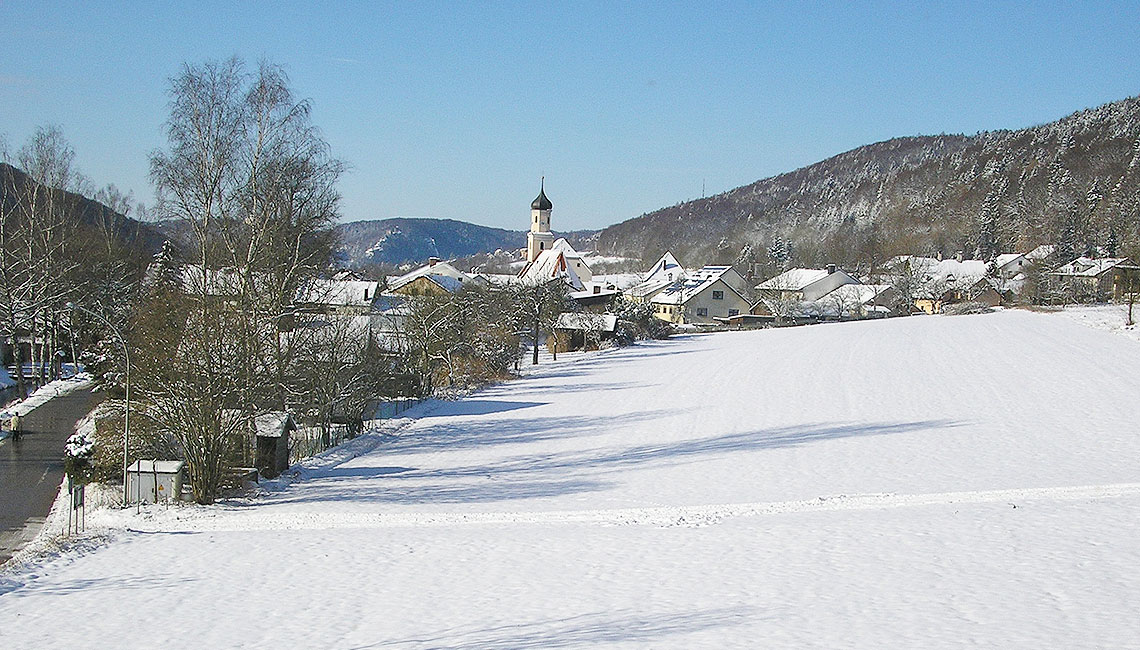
[
  {"left": 335, "top": 217, "right": 597, "bottom": 267},
  {"left": 597, "top": 95, "right": 1140, "bottom": 273}
]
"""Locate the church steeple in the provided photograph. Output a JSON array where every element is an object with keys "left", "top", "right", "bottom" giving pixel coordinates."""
[
  {"left": 531, "top": 177, "right": 553, "bottom": 211},
  {"left": 526, "top": 178, "right": 554, "bottom": 262}
]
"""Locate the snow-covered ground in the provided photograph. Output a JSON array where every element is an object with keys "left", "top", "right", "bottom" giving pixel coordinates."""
[
  {"left": 4, "top": 310, "right": 1140, "bottom": 648},
  {"left": 1051, "top": 302, "right": 1140, "bottom": 343}
]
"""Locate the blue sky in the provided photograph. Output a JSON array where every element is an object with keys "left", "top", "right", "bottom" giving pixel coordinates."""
[{"left": 3, "top": 1, "right": 1139, "bottom": 231}]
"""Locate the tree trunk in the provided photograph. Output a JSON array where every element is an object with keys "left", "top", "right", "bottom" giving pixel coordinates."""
[{"left": 532, "top": 317, "right": 539, "bottom": 365}]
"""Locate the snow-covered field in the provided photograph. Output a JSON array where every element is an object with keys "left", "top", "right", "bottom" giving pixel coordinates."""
[
  {"left": 4, "top": 309, "right": 1140, "bottom": 648},
  {"left": 1051, "top": 302, "right": 1140, "bottom": 343}
]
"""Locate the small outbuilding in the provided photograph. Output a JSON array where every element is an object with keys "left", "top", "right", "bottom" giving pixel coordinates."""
[
  {"left": 253, "top": 412, "right": 295, "bottom": 479},
  {"left": 550, "top": 313, "right": 618, "bottom": 353},
  {"left": 127, "top": 460, "right": 185, "bottom": 504}
]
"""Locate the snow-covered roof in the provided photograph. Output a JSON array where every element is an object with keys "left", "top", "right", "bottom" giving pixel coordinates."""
[
  {"left": 816, "top": 283, "right": 894, "bottom": 307},
  {"left": 388, "top": 261, "right": 473, "bottom": 292},
  {"left": 1051, "top": 257, "right": 1133, "bottom": 278},
  {"left": 591, "top": 273, "right": 643, "bottom": 290},
  {"left": 1025, "top": 245, "right": 1055, "bottom": 261},
  {"left": 994, "top": 253, "right": 1025, "bottom": 269},
  {"left": 757, "top": 268, "right": 829, "bottom": 291},
  {"left": 551, "top": 238, "right": 579, "bottom": 256},
  {"left": 650, "top": 266, "right": 743, "bottom": 306},
  {"left": 517, "top": 249, "right": 585, "bottom": 291},
  {"left": 554, "top": 312, "right": 618, "bottom": 332},
  {"left": 474, "top": 273, "right": 518, "bottom": 287},
  {"left": 627, "top": 278, "right": 677, "bottom": 300},
  {"left": 300, "top": 279, "right": 380, "bottom": 307},
  {"left": 253, "top": 412, "right": 294, "bottom": 438},
  {"left": 889, "top": 257, "right": 991, "bottom": 289}
]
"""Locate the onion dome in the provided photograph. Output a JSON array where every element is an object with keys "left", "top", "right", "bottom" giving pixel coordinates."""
[{"left": 531, "top": 179, "right": 552, "bottom": 211}]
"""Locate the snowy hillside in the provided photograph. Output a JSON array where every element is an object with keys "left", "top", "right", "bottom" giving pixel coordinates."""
[{"left": 4, "top": 310, "right": 1140, "bottom": 648}]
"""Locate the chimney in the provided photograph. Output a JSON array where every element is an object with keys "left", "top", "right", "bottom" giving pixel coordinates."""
[
  {"left": 428, "top": 257, "right": 440, "bottom": 267},
  {"left": 955, "top": 251, "right": 963, "bottom": 263},
  {"left": 826, "top": 263, "right": 837, "bottom": 275}
]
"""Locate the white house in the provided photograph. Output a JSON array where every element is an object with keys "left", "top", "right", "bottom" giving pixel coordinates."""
[{"left": 627, "top": 252, "right": 690, "bottom": 304}]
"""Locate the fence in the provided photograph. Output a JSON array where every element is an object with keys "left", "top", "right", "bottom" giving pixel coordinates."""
[{"left": 288, "top": 397, "right": 423, "bottom": 465}]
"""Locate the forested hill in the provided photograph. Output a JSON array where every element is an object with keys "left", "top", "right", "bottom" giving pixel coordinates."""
[
  {"left": 335, "top": 217, "right": 597, "bottom": 267},
  {"left": 0, "top": 162, "right": 163, "bottom": 251},
  {"left": 596, "top": 95, "right": 1140, "bottom": 272}
]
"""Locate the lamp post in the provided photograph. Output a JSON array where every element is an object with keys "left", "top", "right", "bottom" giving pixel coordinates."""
[{"left": 66, "top": 302, "right": 131, "bottom": 506}]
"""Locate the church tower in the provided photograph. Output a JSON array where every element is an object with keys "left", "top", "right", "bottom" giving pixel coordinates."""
[{"left": 526, "top": 178, "right": 554, "bottom": 262}]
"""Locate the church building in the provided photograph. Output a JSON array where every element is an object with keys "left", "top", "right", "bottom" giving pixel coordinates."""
[{"left": 517, "top": 180, "right": 593, "bottom": 291}]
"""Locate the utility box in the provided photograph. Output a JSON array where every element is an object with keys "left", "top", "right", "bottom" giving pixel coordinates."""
[{"left": 127, "top": 460, "right": 185, "bottom": 505}]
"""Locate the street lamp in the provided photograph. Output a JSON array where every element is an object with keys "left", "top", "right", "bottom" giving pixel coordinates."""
[{"left": 65, "top": 302, "right": 131, "bottom": 506}]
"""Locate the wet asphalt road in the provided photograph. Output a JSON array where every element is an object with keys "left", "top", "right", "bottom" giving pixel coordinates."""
[{"left": 0, "top": 386, "right": 102, "bottom": 566}]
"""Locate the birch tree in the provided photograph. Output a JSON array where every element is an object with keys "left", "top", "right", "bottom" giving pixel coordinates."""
[{"left": 142, "top": 57, "right": 343, "bottom": 503}]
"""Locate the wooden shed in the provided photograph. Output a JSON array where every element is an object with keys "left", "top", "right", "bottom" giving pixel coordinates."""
[{"left": 253, "top": 412, "right": 295, "bottom": 479}]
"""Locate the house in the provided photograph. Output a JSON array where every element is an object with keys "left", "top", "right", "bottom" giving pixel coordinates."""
[
  {"left": 1050, "top": 257, "right": 1140, "bottom": 300},
  {"left": 993, "top": 253, "right": 1029, "bottom": 279},
  {"left": 885, "top": 256, "right": 1001, "bottom": 314},
  {"left": 569, "top": 285, "right": 620, "bottom": 312},
  {"left": 387, "top": 258, "right": 475, "bottom": 296},
  {"left": 649, "top": 266, "right": 751, "bottom": 325},
  {"left": 550, "top": 313, "right": 618, "bottom": 353},
  {"left": 756, "top": 265, "right": 861, "bottom": 302},
  {"left": 627, "top": 252, "right": 689, "bottom": 304},
  {"left": 643, "top": 252, "right": 688, "bottom": 285}
]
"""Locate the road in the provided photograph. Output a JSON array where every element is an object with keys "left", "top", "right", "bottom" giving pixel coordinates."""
[{"left": 0, "top": 385, "right": 102, "bottom": 565}]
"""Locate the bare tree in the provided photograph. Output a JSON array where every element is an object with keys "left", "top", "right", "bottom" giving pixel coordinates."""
[
  {"left": 0, "top": 127, "right": 86, "bottom": 397},
  {"left": 511, "top": 279, "right": 569, "bottom": 364},
  {"left": 141, "top": 57, "right": 343, "bottom": 503}
]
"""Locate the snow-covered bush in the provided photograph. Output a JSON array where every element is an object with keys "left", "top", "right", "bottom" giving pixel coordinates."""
[
  {"left": 612, "top": 296, "right": 673, "bottom": 345},
  {"left": 64, "top": 425, "right": 96, "bottom": 483}
]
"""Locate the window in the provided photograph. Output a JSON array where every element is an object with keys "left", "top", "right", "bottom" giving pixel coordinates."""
[
  {"left": 712, "top": 290, "right": 724, "bottom": 300},
  {"left": 728, "top": 309, "right": 739, "bottom": 316},
  {"left": 696, "top": 307, "right": 708, "bottom": 317},
  {"left": 540, "top": 242, "right": 545, "bottom": 250}
]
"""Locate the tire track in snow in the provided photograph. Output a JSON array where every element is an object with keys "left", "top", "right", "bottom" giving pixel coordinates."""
[{"left": 132, "top": 482, "right": 1140, "bottom": 533}]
